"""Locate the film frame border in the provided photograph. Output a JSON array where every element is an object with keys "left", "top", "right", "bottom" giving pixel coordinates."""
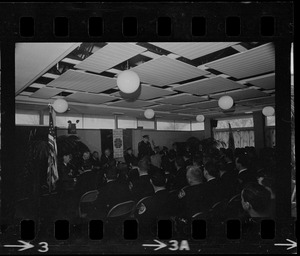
[{"left": 0, "top": 1, "right": 295, "bottom": 254}]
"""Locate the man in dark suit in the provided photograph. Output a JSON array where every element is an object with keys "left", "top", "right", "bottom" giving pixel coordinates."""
[
  {"left": 176, "top": 166, "right": 205, "bottom": 218},
  {"left": 217, "top": 157, "right": 238, "bottom": 200},
  {"left": 131, "top": 157, "right": 155, "bottom": 202},
  {"left": 93, "top": 165, "right": 131, "bottom": 218},
  {"left": 170, "top": 156, "right": 188, "bottom": 191},
  {"left": 124, "top": 147, "right": 137, "bottom": 168},
  {"left": 235, "top": 153, "right": 257, "bottom": 192},
  {"left": 100, "top": 148, "right": 113, "bottom": 169},
  {"left": 138, "top": 135, "right": 154, "bottom": 159},
  {"left": 136, "top": 169, "right": 170, "bottom": 237},
  {"left": 202, "top": 161, "right": 223, "bottom": 209}
]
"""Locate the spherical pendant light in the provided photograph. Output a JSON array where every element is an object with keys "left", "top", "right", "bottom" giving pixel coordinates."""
[
  {"left": 117, "top": 70, "right": 140, "bottom": 94},
  {"left": 196, "top": 114, "right": 205, "bottom": 122},
  {"left": 53, "top": 98, "right": 68, "bottom": 113},
  {"left": 218, "top": 95, "right": 234, "bottom": 110},
  {"left": 144, "top": 109, "right": 155, "bottom": 119},
  {"left": 262, "top": 106, "right": 275, "bottom": 116}
]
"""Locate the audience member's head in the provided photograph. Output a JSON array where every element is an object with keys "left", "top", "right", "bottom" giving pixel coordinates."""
[
  {"left": 235, "top": 153, "right": 249, "bottom": 171},
  {"left": 105, "top": 166, "right": 119, "bottom": 181},
  {"left": 104, "top": 148, "right": 111, "bottom": 157},
  {"left": 138, "top": 157, "right": 150, "bottom": 175},
  {"left": 175, "top": 156, "right": 185, "bottom": 170},
  {"left": 117, "top": 162, "right": 129, "bottom": 180},
  {"left": 186, "top": 166, "right": 203, "bottom": 186},
  {"left": 168, "top": 151, "right": 176, "bottom": 161},
  {"left": 241, "top": 182, "right": 272, "bottom": 217},
  {"left": 154, "top": 146, "right": 160, "bottom": 154},
  {"left": 203, "top": 161, "right": 219, "bottom": 180},
  {"left": 150, "top": 169, "right": 167, "bottom": 190},
  {"left": 83, "top": 151, "right": 90, "bottom": 160},
  {"left": 126, "top": 147, "right": 133, "bottom": 155},
  {"left": 193, "top": 156, "right": 203, "bottom": 168},
  {"left": 92, "top": 151, "right": 99, "bottom": 159},
  {"left": 63, "top": 153, "right": 72, "bottom": 164},
  {"left": 183, "top": 151, "right": 191, "bottom": 160}
]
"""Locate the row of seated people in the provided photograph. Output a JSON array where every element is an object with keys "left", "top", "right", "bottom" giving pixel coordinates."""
[{"left": 79, "top": 154, "right": 275, "bottom": 223}]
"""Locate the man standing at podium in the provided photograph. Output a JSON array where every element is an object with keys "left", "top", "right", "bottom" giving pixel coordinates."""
[{"left": 138, "top": 135, "right": 154, "bottom": 160}]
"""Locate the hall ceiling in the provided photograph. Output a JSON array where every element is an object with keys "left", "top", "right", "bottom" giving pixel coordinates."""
[{"left": 15, "top": 42, "right": 275, "bottom": 121}]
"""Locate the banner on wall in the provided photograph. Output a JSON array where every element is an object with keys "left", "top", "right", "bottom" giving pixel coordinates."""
[{"left": 113, "top": 129, "right": 124, "bottom": 159}]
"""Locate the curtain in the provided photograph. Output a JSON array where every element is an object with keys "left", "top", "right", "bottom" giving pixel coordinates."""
[{"left": 213, "top": 130, "right": 255, "bottom": 148}]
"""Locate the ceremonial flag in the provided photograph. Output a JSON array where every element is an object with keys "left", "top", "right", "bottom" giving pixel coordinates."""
[
  {"left": 47, "top": 106, "right": 59, "bottom": 192},
  {"left": 228, "top": 122, "right": 235, "bottom": 151}
]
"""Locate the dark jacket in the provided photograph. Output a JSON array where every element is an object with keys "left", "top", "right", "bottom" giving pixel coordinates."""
[
  {"left": 131, "top": 174, "right": 155, "bottom": 202},
  {"left": 170, "top": 167, "right": 188, "bottom": 191},
  {"left": 219, "top": 171, "right": 239, "bottom": 200},
  {"left": 57, "top": 162, "right": 75, "bottom": 192},
  {"left": 237, "top": 169, "right": 257, "bottom": 192},
  {"left": 202, "top": 178, "right": 223, "bottom": 209},
  {"left": 94, "top": 179, "right": 132, "bottom": 218}
]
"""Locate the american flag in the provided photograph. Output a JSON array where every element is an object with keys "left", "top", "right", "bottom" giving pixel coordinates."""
[{"left": 47, "top": 106, "right": 59, "bottom": 192}]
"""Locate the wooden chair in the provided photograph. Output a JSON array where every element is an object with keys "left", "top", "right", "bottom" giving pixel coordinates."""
[
  {"left": 78, "top": 190, "right": 99, "bottom": 218},
  {"left": 133, "top": 196, "right": 152, "bottom": 217}
]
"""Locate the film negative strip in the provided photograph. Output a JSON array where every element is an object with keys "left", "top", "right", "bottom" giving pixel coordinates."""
[{"left": 0, "top": 2, "right": 295, "bottom": 254}]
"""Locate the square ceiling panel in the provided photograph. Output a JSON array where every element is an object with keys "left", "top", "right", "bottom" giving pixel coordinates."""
[
  {"left": 111, "top": 84, "right": 176, "bottom": 100},
  {"left": 74, "top": 43, "right": 146, "bottom": 73},
  {"left": 175, "top": 76, "right": 246, "bottom": 96},
  {"left": 237, "top": 95, "right": 275, "bottom": 106},
  {"left": 210, "top": 88, "right": 269, "bottom": 101},
  {"left": 185, "top": 100, "right": 219, "bottom": 109},
  {"left": 65, "top": 92, "right": 117, "bottom": 104},
  {"left": 47, "top": 70, "right": 117, "bottom": 93},
  {"left": 205, "top": 43, "right": 275, "bottom": 79},
  {"left": 108, "top": 100, "right": 156, "bottom": 108},
  {"left": 245, "top": 73, "right": 275, "bottom": 90},
  {"left": 130, "top": 56, "right": 209, "bottom": 86},
  {"left": 156, "top": 94, "right": 207, "bottom": 105},
  {"left": 29, "top": 87, "right": 63, "bottom": 99},
  {"left": 150, "top": 104, "right": 184, "bottom": 112},
  {"left": 151, "top": 42, "right": 238, "bottom": 60}
]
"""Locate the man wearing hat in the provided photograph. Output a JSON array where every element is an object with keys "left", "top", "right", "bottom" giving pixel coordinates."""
[{"left": 138, "top": 135, "right": 154, "bottom": 159}]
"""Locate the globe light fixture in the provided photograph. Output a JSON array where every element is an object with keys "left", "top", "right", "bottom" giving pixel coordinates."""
[
  {"left": 262, "top": 106, "right": 275, "bottom": 116},
  {"left": 117, "top": 70, "right": 140, "bottom": 94},
  {"left": 196, "top": 114, "right": 205, "bottom": 122},
  {"left": 144, "top": 109, "right": 155, "bottom": 119},
  {"left": 218, "top": 95, "right": 234, "bottom": 110},
  {"left": 52, "top": 98, "right": 68, "bottom": 113}
]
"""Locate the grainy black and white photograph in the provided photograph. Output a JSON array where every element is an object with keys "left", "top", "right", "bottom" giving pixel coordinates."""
[{"left": 0, "top": 2, "right": 295, "bottom": 255}]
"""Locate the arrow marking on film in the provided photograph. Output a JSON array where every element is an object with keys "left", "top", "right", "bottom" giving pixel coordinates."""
[
  {"left": 275, "top": 239, "right": 297, "bottom": 250},
  {"left": 3, "top": 240, "right": 34, "bottom": 251},
  {"left": 142, "top": 239, "right": 167, "bottom": 251}
]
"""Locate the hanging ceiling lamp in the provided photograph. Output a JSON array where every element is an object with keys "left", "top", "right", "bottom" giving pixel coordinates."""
[
  {"left": 52, "top": 98, "right": 69, "bottom": 113},
  {"left": 117, "top": 67, "right": 140, "bottom": 94},
  {"left": 144, "top": 109, "right": 155, "bottom": 119},
  {"left": 218, "top": 95, "right": 234, "bottom": 110},
  {"left": 262, "top": 106, "right": 275, "bottom": 116},
  {"left": 196, "top": 114, "right": 205, "bottom": 122}
]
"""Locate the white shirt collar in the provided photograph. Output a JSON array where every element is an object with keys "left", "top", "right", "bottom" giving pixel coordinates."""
[{"left": 206, "top": 177, "right": 216, "bottom": 182}]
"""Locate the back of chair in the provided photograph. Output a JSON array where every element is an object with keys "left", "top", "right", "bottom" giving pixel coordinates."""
[
  {"left": 134, "top": 196, "right": 152, "bottom": 216},
  {"left": 79, "top": 190, "right": 99, "bottom": 218},
  {"left": 226, "top": 193, "right": 242, "bottom": 218},
  {"left": 107, "top": 200, "right": 136, "bottom": 218}
]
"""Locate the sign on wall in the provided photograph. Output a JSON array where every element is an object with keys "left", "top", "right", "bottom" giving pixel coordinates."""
[{"left": 113, "top": 129, "right": 124, "bottom": 159}]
